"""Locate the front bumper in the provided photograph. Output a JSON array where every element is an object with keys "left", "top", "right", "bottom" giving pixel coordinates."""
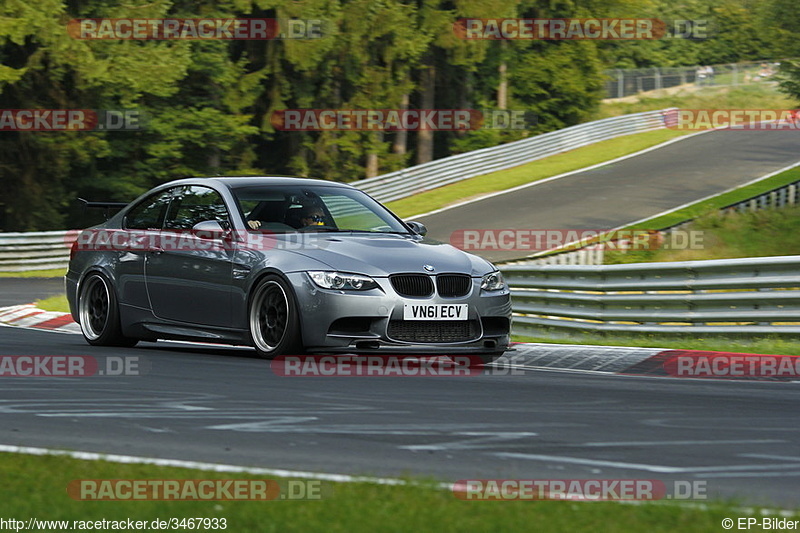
[{"left": 287, "top": 272, "right": 512, "bottom": 354}]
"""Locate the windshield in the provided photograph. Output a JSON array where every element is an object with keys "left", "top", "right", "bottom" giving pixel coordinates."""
[{"left": 231, "top": 184, "right": 410, "bottom": 234}]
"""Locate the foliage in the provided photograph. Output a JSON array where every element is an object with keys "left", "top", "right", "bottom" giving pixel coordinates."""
[{"left": 0, "top": 0, "right": 792, "bottom": 230}]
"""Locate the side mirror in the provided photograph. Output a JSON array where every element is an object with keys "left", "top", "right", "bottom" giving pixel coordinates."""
[
  {"left": 405, "top": 221, "right": 427, "bottom": 236},
  {"left": 192, "top": 220, "right": 226, "bottom": 239}
]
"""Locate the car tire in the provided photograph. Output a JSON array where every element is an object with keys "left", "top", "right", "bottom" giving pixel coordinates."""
[
  {"left": 78, "top": 272, "right": 138, "bottom": 347},
  {"left": 248, "top": 275, "right": 303, "bottom": 359}
]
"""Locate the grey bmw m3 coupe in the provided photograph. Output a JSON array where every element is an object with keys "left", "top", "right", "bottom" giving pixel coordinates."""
[{"left": 66, "top": 177, "right": 512, "bottom": 363}]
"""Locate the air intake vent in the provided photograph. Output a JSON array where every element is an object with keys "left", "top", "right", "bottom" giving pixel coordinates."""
[
  {"left": 387, "top": 320, "right": 480, "bottom": 343},
  {"left": 390, "top": 274, "right": 434, "bottom": 297},
  {"left": 436, "top": 274, "right": 471, "bottom": 297}
]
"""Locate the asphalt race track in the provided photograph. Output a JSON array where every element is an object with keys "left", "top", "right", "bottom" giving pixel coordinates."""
[
  {"left": 2, "top": 130, "right": 800, "bottom": 509},
  {"left": 0, "top": 278, "right": 65, "bottom": 307},
  {"left": 1, "top": 325, "right": 799, "bottom": 507},
  {"left": 420, "top": 129, "right": 800, "bottom": 262}
]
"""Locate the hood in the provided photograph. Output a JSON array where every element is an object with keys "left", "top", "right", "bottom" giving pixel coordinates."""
[{"left": 270, "top": 233, "right": 495, "bottom": 277}]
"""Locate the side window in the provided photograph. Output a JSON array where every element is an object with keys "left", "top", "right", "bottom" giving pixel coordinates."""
[
  {"left": 164, "top": 186, "right": 230, "bottom": 230},
  {"left": 124, "top": 190, "right": 173, "bottom": 230}
]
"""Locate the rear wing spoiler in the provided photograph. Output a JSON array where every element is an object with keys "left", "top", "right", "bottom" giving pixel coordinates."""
[{"left": 77, "top": 198, "right": 129, "bottom": 220}]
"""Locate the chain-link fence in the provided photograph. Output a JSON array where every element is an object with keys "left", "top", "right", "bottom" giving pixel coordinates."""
[{"left": 604, "top": 60, "right": 781, "bottom": 99}]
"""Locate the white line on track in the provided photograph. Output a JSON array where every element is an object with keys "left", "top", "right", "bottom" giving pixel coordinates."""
[
  {"left": 410, "top": 129, "right": 712, "bottom": 219},
  {"left": 492, "top": 452, "right": 800, "bottom": 474},
  {"left": 0, "top": 443, "right": 418, "bottom": 487},
  {"left": 618, "top": 159, "right": 800, "bottom": 230},
  {"left": 580, "top": 439, "right": 786, "bottom": 447},
  {"left": 0, "top": 443, "right": 796, "bottom": 514},
  {"left": 500, "top": 158, "right": 800, "bottom": 263}
]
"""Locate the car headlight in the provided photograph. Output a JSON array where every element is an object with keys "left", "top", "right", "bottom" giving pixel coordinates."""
[
  {"left": 481, "top": 271, "right": 506, "bottom": 291},
  {"left": 308, "top": 271, "right": 378, "bottom": 291}
]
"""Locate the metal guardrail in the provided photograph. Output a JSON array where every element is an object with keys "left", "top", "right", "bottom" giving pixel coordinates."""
[
  {"left": 506, "top": 244, "right": 607, "bottom": 267},
  {"left": 3, "top": 109, "right": 793, "bottom": 273},
  {"left": 723, "top": 180, "right": 800, "bottom": 214},
  {"left": 5, "top": 230, "right": 800, "bottom": 340},
  {"left": 0, "top": 109, "right": 673, "bottom": 272},
  {"left": 2, "top": 173, "right": 797, "bottom": 272},
  {"left": 0, "top": 231, "right": 77, "bottom": 272},
  {"left": 500, "top": 255, "right": 800, "bottom": 336},
  {"left": 354, "top": 109, "right": 672, "bottom": 204}
]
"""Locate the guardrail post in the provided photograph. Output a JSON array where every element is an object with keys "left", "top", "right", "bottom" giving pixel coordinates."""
[{"left": 757, "top": 286, "right": 770, "bottom": 326}]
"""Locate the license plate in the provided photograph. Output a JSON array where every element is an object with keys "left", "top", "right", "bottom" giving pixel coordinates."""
[{"left": 403, "top": 304, "right": 468, "bottom": 321}]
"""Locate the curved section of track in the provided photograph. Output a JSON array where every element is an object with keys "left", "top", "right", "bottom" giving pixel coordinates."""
[
  {"left": 0, "top": 326, "right": 797, "bottom": 507},
  {"left": 4, "top": 129, "right": 800, "bottom": 507},
  {"left": 419, "top": 129, "right": 800, "bottom": 262},
  {"left": 0, "top": 278, "right": 65, "bottom": 307}
]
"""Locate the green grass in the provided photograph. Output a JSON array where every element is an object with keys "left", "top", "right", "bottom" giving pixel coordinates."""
[
  {"left": 514, "top": 332, "right": 800, "bottom": 356},
  {"left": 0, "top": 452, "right": 776, "bottom": 532},
  {"left": 0, "top": 268, "right": 66, "bottom": 278},
  {"left": 606, "top": 192, "right": 800, "bottom": 264},
  {"left": 386, "top": 128, "right": 690, "bottom": 218},
  {"left": 534, "top": 162, "right": 800, "bottom": 260},
  {"left": 35, "top": 294, "right": 70, "bottom": 313},
  {"left": 597, "top": 83, "right": 793, "bottom": 118},
  {"left": 386, "top": 84, "right": 793, "bottom": 220},
  {"left": 621, "top": 166, "right": 800, "bottom": 233}
]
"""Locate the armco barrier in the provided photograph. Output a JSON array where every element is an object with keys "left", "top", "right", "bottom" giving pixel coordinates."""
[
  {"left": 2, "top": 170, "right": 798, "bottom": 272},
  {"left": 724, "top": 180, "right": 800, "bottom": 214},
  {"left": 0, "top": 109, "right": 673, "bottom": 272},
  {"left": 1, "top": 173, "right": 797, "bottom": 272},
  {"left": 0, "top": 231, "right": 77, "bottom": 272},
  {"left": 500, "top": 255, "right": 800, "bottom": 336},
  {"left": 354, "top": 109, "right": 672, "bottom": 203},
  {"left": 4, "top": 230, "right": 800, "bottom": 340}
]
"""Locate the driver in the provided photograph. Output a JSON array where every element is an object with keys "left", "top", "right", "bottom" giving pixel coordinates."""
[{"left": 299, "top": 205, "right": 326, "bottom": 227}]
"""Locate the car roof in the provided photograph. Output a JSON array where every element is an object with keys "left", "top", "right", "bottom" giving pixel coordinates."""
[{"left": 189, "top": 176, "right": 356, "bottom": 190}]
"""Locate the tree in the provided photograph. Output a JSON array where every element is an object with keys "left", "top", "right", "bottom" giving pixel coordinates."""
[
  {"left": 0, "top": 0, "right": 258, "bottom": 230},
  {"left": 776, "top": 60, "right": 800, "bottom": 104}
]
